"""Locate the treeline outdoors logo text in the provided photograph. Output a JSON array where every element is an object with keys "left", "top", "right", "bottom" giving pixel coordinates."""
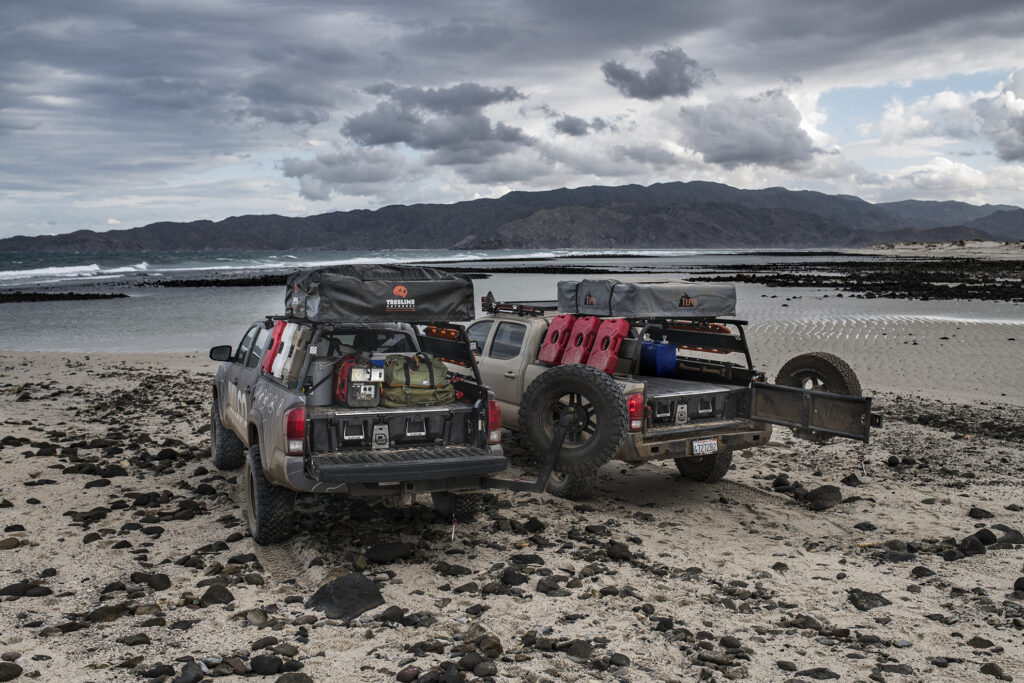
[{"left": 387, "top": 285, "right": 415, "bottom": 311}]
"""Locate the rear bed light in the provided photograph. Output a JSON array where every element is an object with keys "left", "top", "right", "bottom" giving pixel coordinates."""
[
  {"left": 627, "top": 393, "right": 645, "bottom": 432},
  {"left": 284, "top": 406, "right": 305, "bottom": 455},
  {"left": 487, "top": 400, "right": 502, "bottom": 444}
]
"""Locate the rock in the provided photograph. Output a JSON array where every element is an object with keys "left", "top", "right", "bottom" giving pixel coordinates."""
[
  {"left": 719, "top": 635, "right": 741, "bottom": 649},
  {"left": 523, "top": 517, "right": 545, "bottom": 533},
  {"left": 275, "top": 674, "right": 314, "bottom": 683},
  {"left": 968, "top": 507, "right": 994, "bottom": 519},
  {"left": 561, "top": 639, "right": 593, "bottom": 659},
  {"left": 848, "top": 588, "right": 891, "bottom": 611},
  {"left": 806, "top": 485, "right": 842, "bottom": 511},
  {"left": 472, "top": 660, "right": 497, "bottom": 677},
  {"left": 0, "top": 538, "right": 20, "bottom": 550},
  {"left": 396, "top": 665, "right": 421, "bottom": 682},
  {"left": 173, "top": 662, "right": 204, "bottom": 683},
  {"left": 117, "top": 633, "right": 151, "bottom": 646},
  {"left": 305, "top": 573, "right": 384, "bottom": 621},
  {"left": 959, "top": 535, "right": 986, "bottom": 557},
  {"left": 967, "top": 636, "right": 994, "bottom": 648},
  {"left": 975, "top": 528, "right": 998, "bottom": 545},
  {"left": 365, "top": 542, "right": 413, "bottom": 564},
  {"left": 509, "top": 553, "right": 544, "bottom": 565},
  {"left": 979, "top": 662, "right": 1003, "bottom": 678},
  {"left": 911, "top": 566, "right": 936, "bottom": 579},
  {"left": 610, "top": 653, "right": 630, "bottom": 667},
  {"left": 435, "top": 561, "right": 472, "bottom": 577},
  {"left": 796, "top": 668, "right": 840, "bottom": 680},
  {"left": 840, "top": 473, "right": 861, "bottom": 487},
  {"left": 148, "top": 574, "right": 171, "bottom": 591},
  {"left": 380, "top": 605, "right": 407, "bottom": 623},
  {"left": 607, "top": 542, "right": 632, "bottom": 561},
  {"left": 854, "top": 521, "right": 877, "bottom": 532},
  {"left": 777, "top": 661, "right": 797, "bottom": 672},
  {"left": 87, "top": 604, "right": 127, "bottom": 622},
  {"left": 0, "top": 663, "right": 22, "bottom": 682},
  {"left": 892, "top": 639, "right": 912, "bottom": 648},
  {"left": 1015, "top": 577, "right": 1024, "bottom": 592},
  {"left": 199, "top": 585, "right": 234, "bottom": 607},
  {"left": 501, "top": 569, "right": 528, "bottom": 586},
  {"left": 250, "top": 655, "right": 283, "bottom": 675}
]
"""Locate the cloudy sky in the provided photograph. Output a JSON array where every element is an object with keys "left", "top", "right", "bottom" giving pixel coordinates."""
[{"left": 2, "top": 0, "right": 1024, "bottom": 238}]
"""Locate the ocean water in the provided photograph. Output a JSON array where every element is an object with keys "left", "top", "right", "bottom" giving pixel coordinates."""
[{"left": 2, "top": 248, "right": 1019, "bottom": 353}]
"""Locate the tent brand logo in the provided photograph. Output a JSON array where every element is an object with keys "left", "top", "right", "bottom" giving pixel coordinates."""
[
  {"left": 387, "top": 284, "right": 415, "bottom": 311},
  {"left": 679, "top": 296, "right": 697, "bottom": 307},
  {"left": 584, "top": 294, "right": 596, "bottom": 306}
]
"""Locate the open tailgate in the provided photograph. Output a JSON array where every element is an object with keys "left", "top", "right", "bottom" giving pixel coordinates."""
[{"left": 748, "top": 382, "right": 883, "bottom": 443}]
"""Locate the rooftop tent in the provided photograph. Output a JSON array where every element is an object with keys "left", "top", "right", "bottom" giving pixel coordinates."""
[
  {"left": 285, "top": 264, "right": 475, "bottom": 323},
  {"left": 557, "top": 279, "right": 737, "bottom": 319}
]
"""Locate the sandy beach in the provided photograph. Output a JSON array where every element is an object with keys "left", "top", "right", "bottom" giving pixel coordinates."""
[{"left": 2, "top": 291, "right": 1023, "bottom": 683}]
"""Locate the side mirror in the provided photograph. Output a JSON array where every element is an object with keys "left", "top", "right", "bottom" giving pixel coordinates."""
[
  {"left": 469, "top": 340, "right": 481, "bottom": 354},
  {"left": 209, "top": 345, "right": 232, "bottom": 362}
]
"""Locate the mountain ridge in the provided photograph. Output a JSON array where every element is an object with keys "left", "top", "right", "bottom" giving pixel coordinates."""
[{"left": 2, "top": 181, "right": 1020, "bottom": 253}]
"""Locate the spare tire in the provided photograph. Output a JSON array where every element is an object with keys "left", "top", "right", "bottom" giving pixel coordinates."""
[
  {"left": 775, "top": 352, "right": 861, "bottom": 442},
  {"left": 775, "top": 352, "right": 861, "bottom": 396},
  {"left": 520, "top": 364, "right": 628, "bottom": 477}
]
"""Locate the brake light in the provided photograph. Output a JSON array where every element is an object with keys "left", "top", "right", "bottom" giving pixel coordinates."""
[
  {"left": 487, "top": 400, "right": 502, "bottom": 444},
  {"left": 627, "top": 393, "right": 644, "bottom": 432},
  {"left": 284, "top": 406, "right": 305, "bottom": 455},
  {"left": 425, "top": 325, "right": 462, "bottom": 340}
]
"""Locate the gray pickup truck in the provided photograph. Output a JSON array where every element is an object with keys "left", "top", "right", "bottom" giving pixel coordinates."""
[
  {"left": 468, "top": 286, "right": 881, "bottom": 499},
  {"left": 209, "top": 266, "right": 506, "bottom": 544}
]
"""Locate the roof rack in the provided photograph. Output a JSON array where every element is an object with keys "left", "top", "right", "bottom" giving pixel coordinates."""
[{"left": 480, "top": 291, "right": 557, "bottom": 317}]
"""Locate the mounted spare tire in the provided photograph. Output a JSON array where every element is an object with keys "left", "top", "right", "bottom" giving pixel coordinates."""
[
  {"left": 520, "top": 364, "right": 629, "bottom": 480},
  {"left": 774, "top": 351, "right": 862, "bottom": 442}
]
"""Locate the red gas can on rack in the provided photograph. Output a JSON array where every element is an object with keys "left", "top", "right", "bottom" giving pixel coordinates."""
[
  {"left": 586, "top": 318, "right": 630, "bottom": 374},
  {"left": 261, "top": 320, "right": 287, "bottom": 374},
  {"left": 560, "top": 316, "right": 600, "bottom": 365},
  {"left": 538, "top": 314, "right": 576, "bottom": 365}
]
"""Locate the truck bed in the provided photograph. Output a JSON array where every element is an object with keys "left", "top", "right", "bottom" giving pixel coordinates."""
[{"left": 620, "top": 373, "right": 748, "bottom": 432}]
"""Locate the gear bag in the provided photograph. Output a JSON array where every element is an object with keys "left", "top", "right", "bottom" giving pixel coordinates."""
[
  {"left": 379, "top": 384, "right": 455, "bottom": 408},
  {"left": 383, "top": 353, "right": 449, "bottom": 389}
]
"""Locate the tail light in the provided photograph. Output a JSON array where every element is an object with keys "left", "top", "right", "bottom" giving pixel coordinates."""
[
  {"left": 487, "top": 400, "right": 502, "bottom": 444},
  {"left": 284, "top": 406, "right": 305, "bottom": 455},
  {"left": 627, "top": 393, "right": 645, "bottom": 432}
]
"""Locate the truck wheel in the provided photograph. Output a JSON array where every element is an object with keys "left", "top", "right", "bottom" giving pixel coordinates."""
[
  {"left": 775, "top": 352, "right": 862, "bottom": 442},
  {"left": 431, "top": 492, "right": 482, "bottom": 521},
  {"left": 520, "top": 364, "right": 628, "bottom": 476},
  {"left": 244, "top": 444, "right": 295, "bottom": 545},
  {"left": 545, "top": 469, "right": 596, "bottom": 500},
  {"left": 675, "top": 450, "right": 733, "bottom": 483},
  {"left": 210, "top": 399, "right": 245, "bottom": 470}
]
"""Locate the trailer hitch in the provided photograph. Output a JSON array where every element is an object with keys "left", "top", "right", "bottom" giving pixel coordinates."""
[{"left": 481, "top": 408, "right": 571, "bottom": 493}]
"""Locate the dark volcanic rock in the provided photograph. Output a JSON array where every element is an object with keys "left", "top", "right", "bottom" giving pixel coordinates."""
[
  {"left": 1015, "top": 577, "right": 1024, "bottom": 592},
  {"left": 968, "top": 507, "right": 994, "bottom": 519},
  {"left": 0, "top": 662, "right": 22, "bottom": 682},
  {"left": 848, "top": 588, "right": 892, "bottom": 611},
  {"left": 365, "top": 542, "right": 413, "bottom": 564},
  {"left": 199, "top": 585, "right": 234, "bottom": 607},
  {"left": 805, "top": 485, "right": 842, "bottom": 511},
  {"left": 250, "top": 655, "right": 283, "bottom": 675},
  {"left": 959, "top": 535, "right": 987, "bottom": 557},
  {"left": 305, "top": 573, "right": 384, "bottom": 621},
  {"left": 796, "top": 667, "right": 840, "bottom": 680},
  {"left": 607, "top": 542, "right": 632, "bottom": 561}
]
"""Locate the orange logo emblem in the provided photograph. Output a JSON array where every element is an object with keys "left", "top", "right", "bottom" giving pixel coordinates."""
[{"left": 393, "top": 285, "right": 408, "bottom": 298}]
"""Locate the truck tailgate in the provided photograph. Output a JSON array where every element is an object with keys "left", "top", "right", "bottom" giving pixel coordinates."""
[
  {"left": 308, "top": 445, "right": 507, "bottom": 483},
  {"left": 622, "top": 375, "right": 746, "bottom": 430}
]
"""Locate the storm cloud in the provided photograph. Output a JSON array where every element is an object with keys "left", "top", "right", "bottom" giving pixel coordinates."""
[
  {"left": 342, "top": 83, "right": 533, "bottom": 165},
  {"left": 2, "top": 1, "right": 1024, "bottom": 236},
  {"left": 678, "top": 90, "right": 817, "bottom": 169},
  {"left": 602, "top": 47, "right": 712, "bottom": 100}
]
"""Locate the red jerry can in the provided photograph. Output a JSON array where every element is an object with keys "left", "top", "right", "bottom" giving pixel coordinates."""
[
  {"left": 561, "top": 316, "right": 601, "bottom": 365},
  {"left": 537, "top": 314, "right": 576, "bottom": 365},
  {"left": 586, "top": 318, "right": 630, "bottom": 374}
]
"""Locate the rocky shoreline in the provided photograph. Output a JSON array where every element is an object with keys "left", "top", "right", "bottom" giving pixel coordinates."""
[{"left": 1, "top": 352, "right": 1022, "bottom": 682}]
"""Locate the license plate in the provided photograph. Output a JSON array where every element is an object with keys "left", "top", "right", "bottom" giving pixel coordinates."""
[{"left": 692, "top": 438, "right": 718, "bottom": 455}]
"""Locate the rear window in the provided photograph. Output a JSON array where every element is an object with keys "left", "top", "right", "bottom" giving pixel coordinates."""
[{"left": 319, "top": 330, "right": 416, "bottom": 356}]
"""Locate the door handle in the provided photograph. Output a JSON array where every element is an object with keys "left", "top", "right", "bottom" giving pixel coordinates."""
[{"left": 503, "top": 370, "right": 516, "bottom": 378}]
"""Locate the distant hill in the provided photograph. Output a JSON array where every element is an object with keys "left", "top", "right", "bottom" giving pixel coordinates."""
[
  {"left": 875, "top": 199, "right": 1019, "bottom": 229},
  {"left": 1, "top": 180, "right": 1019, "bottom": 253}
]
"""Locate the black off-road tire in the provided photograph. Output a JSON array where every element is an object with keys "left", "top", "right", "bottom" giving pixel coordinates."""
[
  {"left": 675, "top": 450, "right": 733, "bottom": 483},
  {"left": 775, "top": 352, "right": 862, "bottom": 443},
  {"left": 431, "top": 492, "right": 483, "bottom": 521},
  {"left": 244, "top": 444, "right": 295, "bottom": 545},
  {"left": 210, "top": 399, "right": 245, "bottom": 470},
  {"left": 544, "top": 469, "right": 597, "bottom": 500},
  {"left": 520, "top": 364, "right": 629, "bottom": 478}
]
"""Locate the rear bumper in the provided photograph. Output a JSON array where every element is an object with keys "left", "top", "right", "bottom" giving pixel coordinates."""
[
  {"left": 282, "top": 444, "right": 506, "bottom": 492},
  {"left": 616, "top": 419, "right": 772, "bottom": 463}
]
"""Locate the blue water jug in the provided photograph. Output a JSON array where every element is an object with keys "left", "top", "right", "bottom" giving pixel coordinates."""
[{"left": 640, "top": 340, "right": 675, "bottom": 377}]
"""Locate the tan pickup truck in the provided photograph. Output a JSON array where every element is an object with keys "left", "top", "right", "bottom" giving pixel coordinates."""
[{"left": 467, "top": 290, "right": 881, "bottom": 499}]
